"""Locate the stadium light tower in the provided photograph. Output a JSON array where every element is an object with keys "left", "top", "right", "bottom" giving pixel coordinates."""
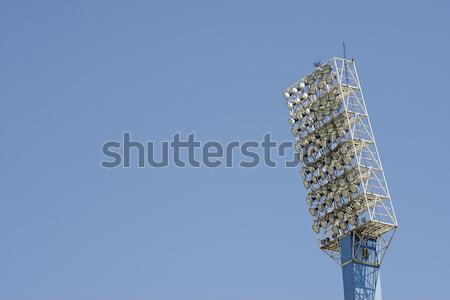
[{"left": 283, "top": 57, "right": 398, "bottom": 300}]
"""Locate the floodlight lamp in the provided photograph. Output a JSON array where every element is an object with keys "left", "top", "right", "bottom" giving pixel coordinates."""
[
  {"left": 332, "top": 102, "right": 341, "bottom": 111},
  {"left": 344, "top": 206, "right": 353, "bottom": 214},
  {"left": 319, "top": 170, "right": 326, "bottom": 178},
  {"left": 319, "top": 98, "right": 328, "bottom": 107},
  {"left": 320, "top": 189, "right": 328, "bottom": 197},
  {"left": 293, "top": 110, "right": 304, "bottom": 119},
  {"left": 339, "top": 221, "right": 348, "bottom": 230},
  {"left": 332, "top": 152, "right": 341, "bottom": 161},
  {"left": 318, "top": 81, "right": 326, "bottom": 90},
  {"left": 343, "top": 156, "right": 352, "bottom": 165},
  {"left": 312, "top": 224, "right": 320, "bottom": 233},
  {"left": 316, "top": 111, "right": 325, "bottom": 120},
  {"left": 322, "top": 64, "right": 332, "bottom": 74},
  {"left": 328, "top": 93, "right": 337, "bottom": 101},
  {"left": 333, "top": 193, "right": 341, "bottom": 203},
  {"left": 305, "top": 75, "right": 315, "bottom": 84},
  {"left": 326, "top": 165, "right": 334, "bottom": 174},
  {"left": 339, "top": 146, "right": 348, "bottom": 155},
  {"left": 352, "top": 201, "right": 362, "bottom": 211},
  {"left": 318, "top": 204, "right": 325, "bottom": 212},
  {"left": 301, "top": 139, "right": 310, "bottom": 147},
  {"left": 342, "top": 189, "right": 350, "bottom": 198},
  {"left": 329, "top": 183, "right": 338, "bottom": 192},
  {"left": 314, "top": 69, "right": 323, "bottom": 79},
  {"left": 328, "top": 214, "right": 336, "bottom": 223},
  {"left": 332, "top": 225, "right": 340, "bottom": 234}
]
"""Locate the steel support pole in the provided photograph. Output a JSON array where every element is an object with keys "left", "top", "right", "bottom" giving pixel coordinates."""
[{"left": 340, "top": 233, "right": 381, "bottom": 300}]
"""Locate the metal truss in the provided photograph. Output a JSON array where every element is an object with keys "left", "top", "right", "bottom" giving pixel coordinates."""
[{"left": 319, "top": 57, "right": 398, "bottom": 265}]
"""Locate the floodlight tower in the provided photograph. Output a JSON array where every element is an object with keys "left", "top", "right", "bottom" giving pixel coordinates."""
[{"left": 283, "top": 57, "right": 397, "bottom": 300}]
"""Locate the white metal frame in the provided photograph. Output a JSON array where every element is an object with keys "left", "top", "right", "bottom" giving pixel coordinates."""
[{"left": 322, "top": 57, "right": 397, "bottom": 264}]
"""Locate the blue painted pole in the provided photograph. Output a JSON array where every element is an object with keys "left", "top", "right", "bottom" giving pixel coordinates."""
[{"left": 340, "top": 234, "right": 381, "bottom": 300}]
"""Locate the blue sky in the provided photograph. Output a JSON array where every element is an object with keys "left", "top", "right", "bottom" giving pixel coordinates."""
[{"left": 1, "top": 1, "right": 449, "bottom": 299}]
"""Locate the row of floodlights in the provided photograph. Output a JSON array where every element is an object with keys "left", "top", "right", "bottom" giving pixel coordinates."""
[
  {"left": 283, "top": 64, "right": 334, "bottom": 101},
  {"left": 284, "top": 63, "right": 364, "bottom": 238}
]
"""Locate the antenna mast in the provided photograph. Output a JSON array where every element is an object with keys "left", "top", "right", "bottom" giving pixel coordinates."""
[{"left": 343, "top": 42, "right": 349, "bottom": 83}]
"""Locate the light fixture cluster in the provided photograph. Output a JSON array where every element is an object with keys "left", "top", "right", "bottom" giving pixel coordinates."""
[{"left": 284, "top": 63, "right": 365, "bottom": 242}]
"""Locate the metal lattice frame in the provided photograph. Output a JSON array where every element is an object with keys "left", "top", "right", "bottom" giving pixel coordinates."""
[{"left": 325, "top": 57, "right": 397, "bottom": 265}]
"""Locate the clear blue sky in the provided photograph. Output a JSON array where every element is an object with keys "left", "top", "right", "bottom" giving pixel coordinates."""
[{"left": 1, "top": 1, "right": 449, "bottom": 299}]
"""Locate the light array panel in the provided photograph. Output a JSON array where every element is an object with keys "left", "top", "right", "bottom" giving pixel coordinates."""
[{"left": 283, "top": 57, "right": 397, "bottom": 261}]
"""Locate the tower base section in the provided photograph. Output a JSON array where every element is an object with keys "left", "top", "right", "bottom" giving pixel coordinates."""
[{"left": 340, "top": 233, "right": 382, "bottom": 300}]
